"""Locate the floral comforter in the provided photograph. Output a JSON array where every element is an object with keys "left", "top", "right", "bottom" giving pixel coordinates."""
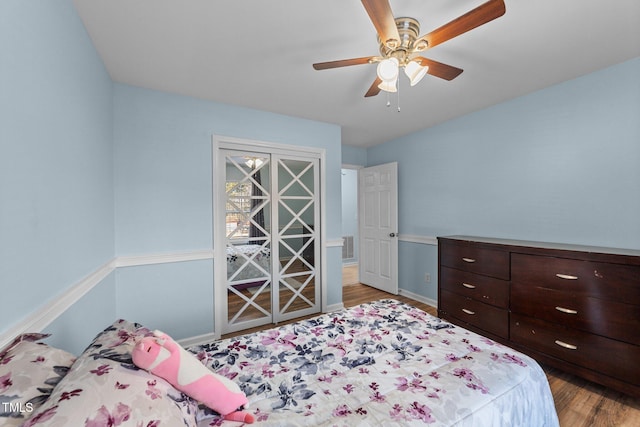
[{"left": 189, "top": 299, "right": 559, "bottom": 426}]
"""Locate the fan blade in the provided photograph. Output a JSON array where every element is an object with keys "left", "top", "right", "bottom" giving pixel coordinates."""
[
  {"left": 365, "top": 77, "right": 383, "bottom": 97},
  {"left": 416, "top": 0, "right": 505, "bottom": 50},
  {"left": 361, "top": 0, "right": 401, "bottom": 49},
  {"left": 313, "top": 56, "right": 375, "bottom": 70},
  {"left": 414, "top": 57, "right": 464, "bottom": 81}
]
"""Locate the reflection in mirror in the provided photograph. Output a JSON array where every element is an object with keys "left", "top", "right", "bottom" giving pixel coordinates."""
[
  {"left": 225, "top": 154, "right": 272, "bottom": 326},
  {"left": 277, "top": 158, "right": 317, "bottom": 317},
  {"left": 221, "top": 152, "right": 320, "bottom": 332}
]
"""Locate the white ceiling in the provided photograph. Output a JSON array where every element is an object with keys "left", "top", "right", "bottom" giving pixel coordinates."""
[{"left": 73, "top": 0, "right": 640, "bottom": 148}]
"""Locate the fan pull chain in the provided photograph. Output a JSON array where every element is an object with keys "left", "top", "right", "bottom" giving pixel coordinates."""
[{"left": 383, "top": 78, "right": 401, "bottom": 112}]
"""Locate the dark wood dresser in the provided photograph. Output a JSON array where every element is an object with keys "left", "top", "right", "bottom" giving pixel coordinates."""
[{"left": 437, "top": 235, "right": 640, "bottom": 397}]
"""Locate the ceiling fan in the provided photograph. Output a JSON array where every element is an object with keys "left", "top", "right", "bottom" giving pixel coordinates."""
[{"left": 313, "top": 0, "right": 506, "bottom": 97}]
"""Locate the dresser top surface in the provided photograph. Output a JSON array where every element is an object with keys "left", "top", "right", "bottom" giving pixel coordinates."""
[{"left": 439, "top": 235, "right": 640, "bottom": 258}]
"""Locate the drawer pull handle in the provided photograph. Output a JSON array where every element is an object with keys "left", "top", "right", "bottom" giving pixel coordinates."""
[
  {"left": 462, "top": 283, "right": 476, "bottom": 289},
  {"left": 462, "top": 308, "right": 475, "bottom": 315},
  {"left": 554, "top": 340, "right": 578, "bottom": 350},
  {"left": 555, "top": 306, "right": 578, "bottom": 315},
  {"left": 462, "top": 257, "right": 476, "bottom": 263},
  {"left": 556, "top": 273, "right": 578, "bottom": 280}
]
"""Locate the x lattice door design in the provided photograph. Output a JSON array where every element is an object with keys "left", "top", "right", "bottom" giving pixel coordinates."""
[
  {"left": 220, "top": 150, "right": 320, "bottom": 334},
  {"left": 275, "top": 156, "right": 320, "bottom": 323}
]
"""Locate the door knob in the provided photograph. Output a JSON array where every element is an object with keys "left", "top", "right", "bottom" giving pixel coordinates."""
[{"left": 389, "top": 232, "right": 396, "bottom": 237}]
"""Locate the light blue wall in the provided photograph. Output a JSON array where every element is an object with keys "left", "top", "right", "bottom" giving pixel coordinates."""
[
  {"left": 0, "top": 0, "right": 115, "bottom": 341},
  {"left": 0, "top": 0, "right": 342, "bottom": 349},
  {"left": 398, "top": 243, "right": 439, "bottom": 300},
  {"left": 44, "top": 273, "right": 116, "bottom": 354},
  {"left": 342, "top": 145, "right": 367, "bottom": 166},
  {"left": 5, "top": 0, "right": 637, "bottom": 352},
  {"left": 341, "top": 169, "right": 359, "bottom": 263},
  {"left": 341, "top": 146, "right": 366, "bottom": 266},
  {"left": 115, "top": 261, "right": 214, "bottom": 339},
  {"left": 368, "top": 57, "right": 640, "bottom": 301},
  {"left": 113, "top": 84, "right": 342, "bottom": 339}
]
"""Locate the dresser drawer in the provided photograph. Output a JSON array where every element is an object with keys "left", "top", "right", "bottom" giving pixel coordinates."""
[
  {"left": 511, "top": 314, "right": 640, "bottom": 385},
  {"left": 440, "top": 242, "right": 510, "bottom": 279},
  {"left": 440, "top": 289, "right": 509, "bottom": 339},
  {"left": 511, "top": 284, "right": 640, "bottom": 345},
  {"left": 440, "top": 266, "right": 509, "bottom": 308},
  {"left": 512, "top": 253, "right": 640, "bottom": 302}
]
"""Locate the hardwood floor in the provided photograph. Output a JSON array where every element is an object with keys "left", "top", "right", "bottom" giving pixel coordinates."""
[
  {"left": 223, "top": 269, "right": 640, "bottom": 426},
  {"left": 544, "top": 364, "right": 640, "bottom": 427},
  {"left": 342, "top": 263, "right": 359, "bottom": 285}
]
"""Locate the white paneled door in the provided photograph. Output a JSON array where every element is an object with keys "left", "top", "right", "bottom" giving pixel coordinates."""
[
  {"left": 219, "top": 149, "right": 320, "bottom": 334},
  {"left": 358, "top": 162, "right": 398, "bottom": 294}
]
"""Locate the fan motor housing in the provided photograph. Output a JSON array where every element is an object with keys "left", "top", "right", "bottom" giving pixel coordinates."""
[{"left": 378, "top": 17, "right": 426, "bottom": 62}]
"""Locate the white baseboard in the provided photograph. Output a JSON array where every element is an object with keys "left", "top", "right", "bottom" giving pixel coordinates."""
[
  {"left": 176, "top": 293, "right": 433, "bottom": 348},
  {"left": 325, "top": 302, "right": 345, "bottom": 312},
  {"left": 398, "top": 289, "right": 438, "bottom": 309},
  {"left": 177, "top": 332, "right": 219, "bottom": 348},
  {"left": 179, "top": 302, "right": 346, "bottom": 347}
]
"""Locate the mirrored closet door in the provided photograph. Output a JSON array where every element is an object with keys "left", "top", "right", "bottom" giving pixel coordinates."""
[{"left": 219, "top": 149, "right": 320, "bottom": 334}]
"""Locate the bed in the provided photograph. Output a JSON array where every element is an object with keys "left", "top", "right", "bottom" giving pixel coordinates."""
[
  {"left": 4, "top": 300, "right": 559, "bottom": 426},
  {"left": 189, "top": 299, "right": 559, "bottom": 426}
]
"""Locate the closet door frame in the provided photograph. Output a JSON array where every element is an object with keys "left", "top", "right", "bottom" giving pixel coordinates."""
[{"left": 212, "top": 135, "right": 327, "bottom": 339}]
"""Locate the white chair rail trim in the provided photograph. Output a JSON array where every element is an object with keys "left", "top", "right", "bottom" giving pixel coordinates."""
[
  {"left": 0, "top": 259, "right": 116, "bottom": 350},
  {"left": 116, "top": 250, "right": 215, "bottom": 268},
  {"left": 0, "top": 236, "right": 436, "bottom": 349},
  {"left": 398, "top": 234, "right": 438, "bottom": 245}
]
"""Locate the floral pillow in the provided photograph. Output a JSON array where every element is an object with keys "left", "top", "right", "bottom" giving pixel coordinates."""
[
  {"left": 0, "top": 333, "right": 76, "bottom": 427},
  {"left": 21, "top": 320, "right": 199, "bottom": 427}
]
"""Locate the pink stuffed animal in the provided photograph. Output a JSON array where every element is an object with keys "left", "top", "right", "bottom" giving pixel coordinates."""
[{"left": 132, "top": 330, "right": 254, "bottom": 423}]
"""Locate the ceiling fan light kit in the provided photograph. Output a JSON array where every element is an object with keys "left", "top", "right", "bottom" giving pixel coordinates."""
[
  {"left": 404, "top": 60, "right": 428, "bottom": 86},
  {"left": 376, "top": 58, "right": 399, "bottom": 82},
  {"left": 377, "top": 79, "right": 398, "bottom": 93},
  {"left": 375, "top": 57, "right": 428, "bottom": 92},
  {"left": 313, "top": 0, "right": 506, "bottom": 101}
]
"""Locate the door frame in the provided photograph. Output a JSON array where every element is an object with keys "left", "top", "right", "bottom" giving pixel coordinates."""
[
  {"left": 212, "top": 135, "right": 327, "bottom": 339},
  {"left": 341, "top": 164, "right": 363, "bottom": 283}
]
